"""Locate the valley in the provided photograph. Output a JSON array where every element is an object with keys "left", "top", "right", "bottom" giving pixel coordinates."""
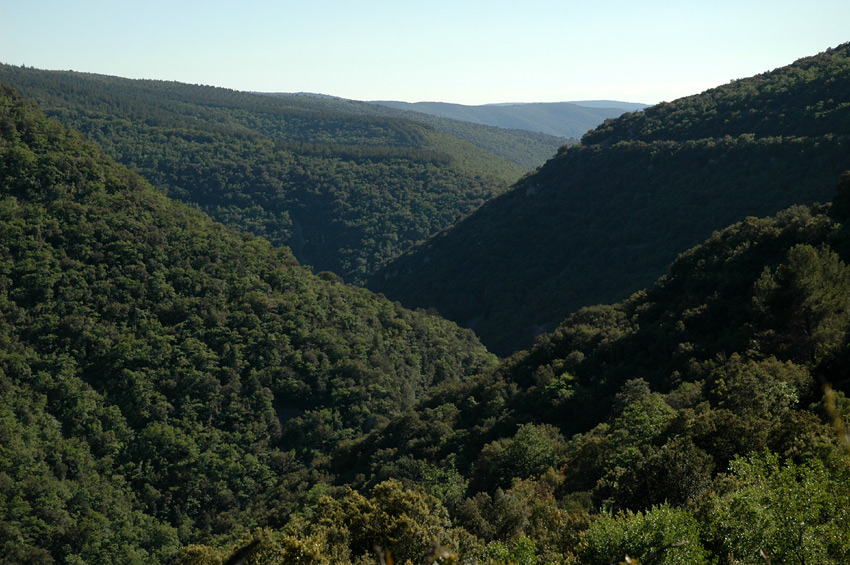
[{"left": 2, "top": 42, "right": 850, "bottom": 564}]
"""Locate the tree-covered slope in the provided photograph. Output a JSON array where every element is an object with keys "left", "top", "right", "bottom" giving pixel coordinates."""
[
  {"left": 0, "top": 65, "right": 531, "bottom": 283},
  {"left": 187, "top": 176, "right": 850, "bottom": 564},
  {"left": 5, "top": 79, "right": 850, "bottom": 564},
  {"left": 0, "top": 84, "right": 496, "bottom": 562},
  {"left": 309, "top": 177, "right": 850, "bottom": 563},
  {"left": 370, "top": 42, "right": 850, "bottom": 355},
  {"left": 370, "top": 100, "right": 646, "bottom": 139}
]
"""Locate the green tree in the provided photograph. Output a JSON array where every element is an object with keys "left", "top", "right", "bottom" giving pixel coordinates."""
[
  {"left": 612, "top": 393, "right": 677, "bottom": 446},
  {"left": 307, "top": 480, "right": 456, "bottom": 564},
  {"left": 753, "top": 244, "right": 850, "bottom": 363},
  {"left": 473, "top": 423, "right": 565, "bottom": 491},
  {"left": 706, "top": 451, "right": 850, "bottom": 564},
  {"left": 828, "top": 170, "right": 850, "bottom": 222},
  {"left": 576, "top": 504, "right": 710, "bottom": 565},
  {"left": 604, "top": 437, "right": 715, "bottom": 512},
  {"left": 483, "top": 536, "right": 538, "bottom": 565},
  {"left": 704, "top": 354, "right": 812, "bottom": 416}
]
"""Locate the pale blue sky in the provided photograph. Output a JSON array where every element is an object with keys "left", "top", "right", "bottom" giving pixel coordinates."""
[{"left": 1, "top": 0, "right": 848, "bottom": 105}]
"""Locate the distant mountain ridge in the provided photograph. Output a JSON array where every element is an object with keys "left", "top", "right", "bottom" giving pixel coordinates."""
[
  {"left": 262, "top": 92, "right": 572, "bottom": 170},
  {"left": 369, "top": 99, "right": 648, "bottom": 139},
  {"left": 562, "top": 99, "right": 649, "bottom": 111}
]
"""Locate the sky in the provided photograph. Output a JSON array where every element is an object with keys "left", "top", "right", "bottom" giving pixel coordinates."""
[{"left": 1, "top": 0, "right": 848, "bottom": 106}]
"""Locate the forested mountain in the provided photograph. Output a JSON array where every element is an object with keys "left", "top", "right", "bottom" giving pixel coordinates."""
[
  {"left": 369, "top": 100, "right": 647, "bottom": 139},
  {"left": 370, "top": 42, "right": 850, "bottom": 355},
  {"left": 0, "top": 65, "right": 552, "bottom": 284},
  {"left": 0, "top": 83, "right": 495, "bottom": 562},
  {"left": 272, "top": 94, "right": 573, "bottom": 171},
  {"left": 4, "top": 75, "right": 850, "bottom": 563}
]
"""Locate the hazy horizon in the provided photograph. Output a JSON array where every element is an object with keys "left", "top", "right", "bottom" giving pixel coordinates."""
[{"left": 2, "top": 0, "right": 848, "bottom": 105}]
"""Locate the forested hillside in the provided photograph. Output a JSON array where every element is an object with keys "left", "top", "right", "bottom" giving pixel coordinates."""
[
  {"left": 4, "top": 74, "right": 850, "bottom": 563},
  {"left": 186, "top": 177, "right": 850, "bottom": 564},
  {"left": 370, "top": 42, "right": 850, "bottom": 355},
  {"left": 370, "top": 100, "right": 647, "bottom": 139},
  {"left": 327, "top": 178, "right": 850, "bottom": 563},
  {"left": 0, "top": 65, "right": 546, "bottom": 283},
  {"left": 0, "top": 83, "right": 495, "bottom": 562}
]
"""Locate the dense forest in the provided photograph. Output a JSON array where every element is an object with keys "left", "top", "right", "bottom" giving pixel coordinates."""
[
  {"left": 371, "top": 42, "right": 850, "bottom": 355},
  {"left": 0, "top": 65, "right": 569, "bottom": 284},
  {"left": 4, "top": 42, "right": 850, "bottom": 564},
  {"left": 0, "top": 84, "right": 495, "bottom": 562}
]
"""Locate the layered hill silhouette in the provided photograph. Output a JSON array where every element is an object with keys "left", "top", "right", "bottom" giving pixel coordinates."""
[
  {"left": 369, "top": 43, "right": 850, "bottom": 355},
  {"left": 370, "top": 99, "right": 647, "bottom": 139},
  {"left": 0, "top": 65, "right": 565, "bottom": 283}
]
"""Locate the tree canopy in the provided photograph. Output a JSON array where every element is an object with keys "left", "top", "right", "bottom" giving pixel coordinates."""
[{"left": 370, "top": 42, "right": 850, "bottom": 355}]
